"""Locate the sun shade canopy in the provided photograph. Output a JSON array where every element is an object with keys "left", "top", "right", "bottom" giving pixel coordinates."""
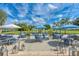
[{"left": 0, "top": 24, "right": 21, "bottom": 29}]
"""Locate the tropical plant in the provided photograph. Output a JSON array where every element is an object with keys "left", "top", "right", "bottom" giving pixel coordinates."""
[
  {"left": 0, "top": 10, "right": 7, "bottom": 25},
  {"left": 28, "top": 25, "right": 35, "bottom": 31},
  {"left": 59, "top": 18, "right": 70, "bottom": 26},
  {"left": 15, "top": 22, "right": 35, "bottom": 31},
  {"left": 44, "top": 24, "right": 51, "bottom": 30},
  {"left": 15, "top": 23, "right": 28, "bottom": 31}
]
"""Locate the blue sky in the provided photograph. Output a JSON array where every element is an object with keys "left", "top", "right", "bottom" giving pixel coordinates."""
[{"left": 0, "top": 3, "right": 79, "bottom": 26}]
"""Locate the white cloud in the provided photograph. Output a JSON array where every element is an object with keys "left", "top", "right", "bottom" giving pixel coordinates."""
[
  {"left": 69, "top": 19, "right": 73, "bottom": 21},
  {"left": 16, "top": 4, "right": 28, "bottom": 14},
  {"left": 18, "top": 13, "right": 26, "bottom": 18},
  {"left": 69, "top": 18, "right": 76, "bottom": 21},
  {"left": 57, "top": 14, "right": 63, "bottom": 18},
  {"left": 32, "top": 17, "right": 46, "bottom": 25},
  {"left": 14, "top": 19, "right": 18, "bottom": 22},
  {"left": 48, "top": 4, "right": 58, "bottom": 10},
  {"left": 19, "top": 19, "right": 33, "bottom": 25}
]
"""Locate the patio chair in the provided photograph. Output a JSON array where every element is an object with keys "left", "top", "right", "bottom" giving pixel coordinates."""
[
  {"left": 42, "top": 34, "right": 49, "bottom": 40},
  {"left": 20, "top": 44, "right": 25, "bottom": 51},
  {"left": 0, "top": 45, "right": 5, "bottom": 56},
  {"left": 11, "top": 45, "right": 18, "bottom": 54}
]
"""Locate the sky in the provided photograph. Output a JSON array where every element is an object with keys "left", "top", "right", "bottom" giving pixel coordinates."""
[{"left": 0, "top": 3, "right": 79, "bottom": 27}]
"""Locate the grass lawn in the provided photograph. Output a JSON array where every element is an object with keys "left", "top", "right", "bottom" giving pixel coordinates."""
[
  {"left": 0, "top": 29, "right": 79, "bottom": 35},
  {"left": 55, "top": 30, "right": 79, "bottom": 34},
  {"left": 0, "top": 31, "right": 20, "bottom": 35}
]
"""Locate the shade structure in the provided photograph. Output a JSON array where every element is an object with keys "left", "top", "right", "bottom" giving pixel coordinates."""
[
  {"left": 61, "top": 24, "right": 79, "bottom": 29},
  {"left": 0, "top": 24, "right": 21, "bottom": 29}
]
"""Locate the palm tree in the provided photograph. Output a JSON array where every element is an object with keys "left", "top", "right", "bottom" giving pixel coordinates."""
[
  {"left": 44, "top": 24, "right": 53, "bottom": 40},
  {"left": 73, "top": 17, "right": 79, "bottom": 26},
  {"left": 58, "top": 18, "right": 71, "bottom": 25},
  {"left": 60, "top": 18, "right": 68, "bottom": 25},
  {"left": 15, "top": 22, "right": 35, "bottom": 31},
  {"left": 15, "top": 23, "right": 28, "bottom": 31},
  {"left": 44, "top": 24, "right": 51, "bottom": 30},
  {"left": 27, "top": 25, "right": 36, "bottom": 38},
  {"left": 16, "top": 22, "right": 36, "bottom": 38},
  {"left": 0, "top": 10, "right": 7, "bottom": 33},
  {"left": 0, "top": 10, "right": 7, "bottom": 25},
  {"left": 28, "top": 25, "right": 35, "bottom": 31}
]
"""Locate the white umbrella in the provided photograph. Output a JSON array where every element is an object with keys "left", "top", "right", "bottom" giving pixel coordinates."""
[
  {"left": 61, "top": 24, "right": 79, "bottom": 29},
  {"left": 0, "top": 24, "right": 21, "bottom": 29}
]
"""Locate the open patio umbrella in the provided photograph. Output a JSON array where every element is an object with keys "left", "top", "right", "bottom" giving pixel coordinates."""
[
  {"left": 0, "top": 24, "right": 21, "bottom": 29},
  {"left": 61, "top": 24, "right": 79, "bottom": 29},
  {"left": 0, "top": 24, "right": 21, "bottom": 32},
  {"left": 61, "top": 24, "right": 79, "bottom": 34},
  {"left": 53, "top": 26, "right": 62, "bottom": 34}
]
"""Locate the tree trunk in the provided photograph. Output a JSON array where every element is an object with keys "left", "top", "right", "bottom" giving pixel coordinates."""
[{"left": 48, "top": 35, "right": 52, "bottom": 40}]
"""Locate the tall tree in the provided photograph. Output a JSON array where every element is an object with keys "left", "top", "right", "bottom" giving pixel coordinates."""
[
  {"left": 28, "top": 25, "right": 35, "bottom": 31},
  {"left": 15, "top": 23, "right": 28, "bottom": 31},
  {"left": 44, "top": 24, "right": 53, "bottom": 40},
  {"left": 44, "top": 24, "right": 51, "bottom": 30},
  {"left": 59, "top": 18, "right": 70, "bottom": 26},
  {"left": 15, "top": 22, "right": 35, "bottom": 32},
  {"left": 73, "top": 17, "right": 79, "bottom": 26},
  {"left": 0, "top": 10, "right": 7, "bottom": 25}
]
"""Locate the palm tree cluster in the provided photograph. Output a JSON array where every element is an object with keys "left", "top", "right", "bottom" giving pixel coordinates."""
[
  {"left": 53, "top": 18, "right": 72, "bottom": 27},
  {"left": 15, "top": 23, "right": 35, "bottom": 31}
]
